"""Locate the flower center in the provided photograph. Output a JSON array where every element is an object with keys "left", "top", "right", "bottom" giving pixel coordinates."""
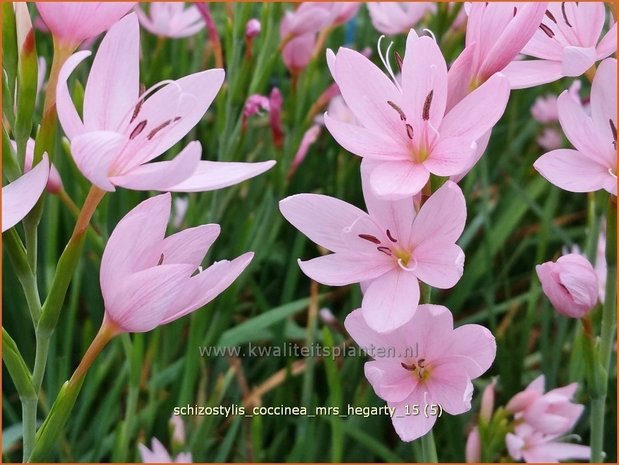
[
  {"left": 401, "top": 359, "right": 431, "bottom": 382},
  {"left": 357, "top": 230, "right": 416, "bottom": 271}
]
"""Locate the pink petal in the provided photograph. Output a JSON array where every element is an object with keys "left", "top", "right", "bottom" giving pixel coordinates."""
[
  {"left": 280, "top": 193, "right": 369, "bottom": 253},
  {"left": 333, "top": 47, "right": 405, "bottom": 142},
  {"left": 369, "top": 160, "right": 430, "bottom": 200},
  {"left": 505, "top": 433, "right": 525, "bottom": 461},
  {"left": 161, "top": 224, "right": 220, "bottom": 268},
  {"left": 596, "top": 22, "right": 617, "bottom": 58},
  {"left": 298, "top": 254, "right": 392, "bottom": 286},
  {"left": 439, "top": 73, "right": 510, "bottom": 143},
  {"left": 100, "top": 193, "right": 171, "bottom": 301},
  {"left": 126, "top": 69, "right": 225, "bottom": 167},
  {"left": 70, "top": 131, "right": 125, "bottom": 191},
  {"left": 502, "top": 60, "right": 564, "bottom": 89},
  {"left": 425, "top": 367, "right": 473, "bottom": 415},
  {"left": 56, "top": 50, "right": 91, "bottom": 139},
  {"left": 465, "top": 427, "right": 481, "bottom": 463},
  {"left": 391, "top": 387, "right": 438, "bottom": 441},
  {"left": 365, "top": 360, "right": 417, "bottom": 403},
  {"left": 105, "top": 263, "right": 195, "bottom": 333},
  {"left": 344, "top": 309, "right": 411, "bottom": 357},
  {"left": 2, "top": 155, "right": 49, "bottom": 232},
  {"left": 362, "top": 269, "right": 420, "bottom": 333},
  {"left": 83, "top": 14, "right": 139, "bottom": 132},
  {"left": 527, "top": 442, "right": 591, "bottom": 462},
  {"left": 534, "top": 149, "right": 613, "bottom": 194},
  {"left": 165, "top": 160, "right": 275, "bottom": 192},
  {"left": 446, "top": 43, "right": 476, "bottom": 112},
  {"left": 413, "top": 242, "right": 464, "bottom": 289},
  {"left": 110, "top": 141, "right": 201, "bottom": 190},
  {"left": 590, "top": 58, "right": 617, "bottom": 133},
  {"left": 562, "top": 46, "right": 596, "bottom": 77},
  {"left": 570, "top": 1, "right": 606, "bottom": 47},
  {"left": 437, "top": 324, "right": 497, "bottom": 378},
  {"left": 160, "top": 252, "right": 254, "bottom": 325},
  {"left": 424, "top": 136, "right": 476, "bottom": 177},
  {"left": 401, "top": 32, "right": 448, "bottom": 129},
  {"left": 410, "top": 181, "right": 466, "bottom": 245},
  {"left": 323, "top": 113, "right": 407, "bottom": 160}
]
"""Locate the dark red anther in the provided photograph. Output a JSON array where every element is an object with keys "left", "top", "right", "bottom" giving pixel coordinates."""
[
  {"left": 386, "top": 229, "right": 398, "bottom": 243},
  {"left": 422, "top": 90, "right": 433, "bottom": 121},
  {"left": 359, "top": 234, "right": 381, "bottom": 244},
  {"left": 129, "top": 120, "right": 147, "bottom": 140}
]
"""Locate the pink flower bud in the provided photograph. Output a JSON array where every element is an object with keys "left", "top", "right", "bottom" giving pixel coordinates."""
[
  {"left": 465, "top": 427, "right": 481, "bottom": 463},
  {"left": 269, "top": 88, "right": 284, "bottom": 149},
  {"left": 245, "top": 18, "right": 261, "bottom": 39},
  {"left": 480, "top": 379, "right": 496, "bottom": 423},
  {"left": 536, "top": 254, "right": 599, "bottom": 318}
]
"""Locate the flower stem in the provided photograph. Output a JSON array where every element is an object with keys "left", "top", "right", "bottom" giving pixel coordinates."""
[{"left": 420, "top": 429, "right": 438, "bottom": 463}]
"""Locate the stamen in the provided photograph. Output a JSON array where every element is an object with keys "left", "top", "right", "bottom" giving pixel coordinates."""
[
  {"left": 130, "top": 83, "right": 147, "bottom": 123},
  {"left": 422, "top": 90, "right": 433, "bottom": 121},
  {"left": 386, "top": 229, "right": 398, "bottom": 243},
  {"left": 609, "top": 119, "right": 616, "bottom": 146},
  {"left": 406, "top": 124, "right": 414, "bottom": 140},
  {"left": 539, "top": 23, "right": 555, "bottom": 38},
  {"left": 513, "top": 6, "right": 517, "bottom": 17},
  {"left": 387, "top": 100, "right": 407, "bottom": 121},
  {"left": 157, "top": 253, "right": 165, "bottom": 265},
  {"left": 561, "top": 3, "right": 572, "bottom": 27},
  {"left": 401, "top": 362, "right": 416, "bottom": 371},
  {"left": 545, "top": 9, "right": 557, "bottom": 23},
  {"left": 377, "top": 35, "right": 402, "bottom": 92},
  {"left": 359, "top": 234, "right": 381, "bottom": 244},
  {"left": 377, "top": 246, "right": 392, "bottom": 256},
  {"left": 129, "top": 120, "right": 147, "bottom": 140},
  {"left": 418, "top": 358, "right": 425, "bottom": 368},
  {"left": 394, "top": 51, "right": 403, "bottom": 72},
  {"left": 147, "top": 119, "right": 173, "bottom": 140}
]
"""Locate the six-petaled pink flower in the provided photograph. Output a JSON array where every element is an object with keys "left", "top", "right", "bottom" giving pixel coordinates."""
[
  {"left": 100, "top": 193, "right": 253, "bottom": 334},
  {"left": 57, "top": 13, "right": 274, "bottom": 194},
  {"left": 536, "top": 253, "right": 599, "bottom": 319},
  {"left": 325, "top": 29, "right": 510, "bottom": 199},
  {"left": 139, "top": 438, "right": 192, "bottom": 463},
  {"left": 504, "top": 2, "right": 617, "bottom": 88},
  {"left": 36, "top": 2, "right": 135, "bottom": 49},
  {"left": 367, "top": 2, "right": 435, "bottom": 35},
  {"left": 345, "top": 304, "right": 496, "bottom": 441},
  {"left": 2, "top": 155, "right": 49, "bottom": 232},
  {"left": 135, "top": 2, "right": 204, "bottom": 39},
  {"left": 280, "top": 166, "right": 466, "bottom": 333}
]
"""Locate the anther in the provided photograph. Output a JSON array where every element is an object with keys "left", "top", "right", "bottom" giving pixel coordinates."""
[
  {"left": 377, "top": 246, "right": 392, "bottom": 256},
  {"left": 422, "top": 90, "right": 433, "bottom": 121},
  {"left": 418, "top": 358, "right": 425, "bottom": 368},
  {"left": 539, "top": 23, "right": 555, "bottom": 38},
  {"left": 147, "top": 119, "right": 172, "bottom": 140},
  {"left": 130, "top": 84, "right": 147, "bottom": 123},
  {"left": 610, "top": 119, "right": 617, "bottom": 149},
  {"left": 561, "top": 3, "right": 572, "bottom": 27},
  {"left": 387, "top": 100, "right": 407, "bottom": 121},
  {"left": 513, "top": 6, "right": 517, "bottom": 17},
  {"left": 401, "top": 362, "right": 416, "bottom": 371},
  {"left": 129, "top": 120, "right": 147, "bottom": 140},
  {"left": 359, "top": 234, "right": 381, "bottom": 244},
  {"left": 386, "top": 229, "right": 398, "bottom": 243},
  {"left": 545, "top": 10, "right": 557, "bottom": 23},
  {"left": 157, "top": 253, "right": 165, "bottom": 266},
  {"left": 406, "top": 123, "right": 414, "bottom": 140},
  {"left": 394, "top": 51, "right": 403, "bottom": 72}
]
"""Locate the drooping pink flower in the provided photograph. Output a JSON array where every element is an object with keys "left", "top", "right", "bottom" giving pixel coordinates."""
[
  {"left": 100, "top": 193, "right": 253, "bottom": 334},
  {"left": 345, "top": 305, "right": 496, "bottom": 441},
  {"left": 325, "top": 30, "right": 510, "bottom": 199},
  {"left": 536, "top": 254, "right": 599, "bottom": 319},
  {"left": 139, "top": 438, "right": 192, "bottom": 463},
  {"left": 56, "top": 14, "right": 274, "bottom": 193},
  {"left": 534, "top": 58, "right": 616, "bottom": 195},
  {"left": 447, "top": 2, "right": 547, "bottom": 106},
  {"left": 2, "top": 155, "right": 49, "bottom": 232},
  {"left": 11, "top": 139, "right": 62, "bottom": 194},
  {"left": 280, "top": 167, "right": 466, "bottom": 332},
  {"left": 135, "top": 3, "right": 204, "bottom": 39},
  {"left": 504, "top": 2, "right": 617, "bottom": 88},
  {"left": 465, "top": 427, "right": 481, "bottom": 463},
  {"left": 506, "top": 375, "right": 584, "bottom": 436},
  {"left": 367, "top": 2, "right": 435, "bottom": 35},
  {"left": 506, "top": 424, "right": 590, "bottom": 463},
  {"left": 36, "top": 2, "right": 135, "bottom": 49}
]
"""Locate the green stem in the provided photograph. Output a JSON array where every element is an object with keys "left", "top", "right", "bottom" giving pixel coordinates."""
[
  {"left": 590, "top": 398, "right": 605, "bottom": 463},
  {"left": 599, "top": 197, "right": 617, "bottom": 370},
  {"left": 4, "top": 229, "right": 41, "bottom": 322},
  {"left": 32, "top": 333, "right": 51, "bottom": 392},
  {"left": 23, "top": 398, "right": 37, "bottom": 461},
  {"left": 419, "top": 430, "right": 438, "bottom": 463}
]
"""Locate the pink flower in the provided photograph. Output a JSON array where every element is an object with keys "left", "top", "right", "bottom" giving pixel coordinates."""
[
  {"left": 242, "top": 94, "right": 270, "bottom": 129},
  {"left": 506, "top": 375, "right": 585, "bottom": 436},
  {"left": 504, "top": 3, "right": 617, "bottom": 88},
  {"left": 269, "top": 88, "right": 284, "bottom": 149},
  {"left": 536, "top": 254, "right": 599, "bottom": 319},
  {"left": 56, "top": 14, "right": 274, "bottom": 193},
  {"left": 534, "top": 58, "right": 616, "bottom": 195},
  {"left": 100, "top": 193, "right": 253, "bottom": 333},
  {"left": 2, "top": 155, "right": 49, "bottom": 232},
  {"left": 11, "top": 139, "right": 63, "bottom": 194},
  {"left": 480, "top": 379, "right": 496, "bottom": 423},
  {"left": 139, "top": 438, "right": 192, "bottom": 463},
  {"left": 169, "top": 415, "right": 186, "bottom": 446},
  {"left": 135, "top": 3, "right": 204, "bottom": 39},
  {"left": 279, "top": 168, "right": 466, "bottom": 333},
  {"left": 36, "top": 2, "right": 135, "bottom": 48},
  {"left": 245, "top": 18, "right": 261, "bottom": 39},
  {"left": 289, "top": 125, "right": 321, "bottom": 175},
  {"left": 531, "top": 81, "right": 582, "bottom": 124},
  {"left": 344, "top": 305, "right": 496, "bottom": 441},
  {"left": 465, "top": 427, "right": 481, "bottom": 463},
  {"left": 506, "top": 424, "right": 590, "bottom": 463},
  {"left": 325, "top": 30, "right": 510, "bottom": 199},
  {"left": 367, "top": 3, "right": 435, "bottom": 35},
  {"left": 536, "top": 128, "right": 564, "bottom": 151},
  {"left": 447, "top": 2, "right": 547, "bottom": 105}
]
